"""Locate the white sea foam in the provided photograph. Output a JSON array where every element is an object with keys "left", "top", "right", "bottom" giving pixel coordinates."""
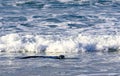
[
  {"left": 0, "top": 33, "right": 120, "bottom": 54},
  {"left": 0, "top": 0, "right": 120, "bottom": 55}
]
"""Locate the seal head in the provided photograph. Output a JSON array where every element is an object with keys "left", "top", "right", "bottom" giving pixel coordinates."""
[{"left": 58, "top": 55, "right": 65, "bottom": 59}]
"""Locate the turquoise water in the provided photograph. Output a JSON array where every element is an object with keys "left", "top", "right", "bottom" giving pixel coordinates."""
[{"left": 0, "top": 0, "right": 120, "bottom": 75}]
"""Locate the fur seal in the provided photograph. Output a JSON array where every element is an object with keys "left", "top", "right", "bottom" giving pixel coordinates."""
[{"left": 18, "top": 55, "right": 65, "bottom": 59}]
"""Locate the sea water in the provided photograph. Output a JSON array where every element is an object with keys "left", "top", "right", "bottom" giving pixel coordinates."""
[{"left": 0, "top": 0, "right": 120, "bottom": 76}]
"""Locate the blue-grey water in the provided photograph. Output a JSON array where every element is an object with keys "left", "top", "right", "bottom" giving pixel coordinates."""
[{"left": 0, "top": 0, "right": 120, "bottom": 76}]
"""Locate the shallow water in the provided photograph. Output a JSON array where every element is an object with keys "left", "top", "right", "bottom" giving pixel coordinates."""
[{"left": 0, "top": 53, "right": 120, "bottom": 76}]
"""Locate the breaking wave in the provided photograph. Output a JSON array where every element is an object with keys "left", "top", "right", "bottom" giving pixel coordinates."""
[
  {"left": 0, "top": 0, "right": 120, "bottom": 55},
  {"left": 0, "top": 33, "right": 120, "bottom": 54}
]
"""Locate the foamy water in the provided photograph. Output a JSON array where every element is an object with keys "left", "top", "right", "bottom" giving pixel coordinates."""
[
  {"left": 0, "top": 0, "right": 120, "bottom": 54},
  {"left": 0, "top": 0, "right": 120, "bottom": 76},
  {"left": 0, "top": 34, "right": 120, "bottom": 54}
]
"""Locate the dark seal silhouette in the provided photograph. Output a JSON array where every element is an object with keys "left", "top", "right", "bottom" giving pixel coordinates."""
[{"left": 18, "top": 55, "right": 65, "bottom": 59}]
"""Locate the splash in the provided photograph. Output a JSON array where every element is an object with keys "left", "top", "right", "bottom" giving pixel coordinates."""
[{"left": 0, "top": 33, "right": 120, "bottom": 54}]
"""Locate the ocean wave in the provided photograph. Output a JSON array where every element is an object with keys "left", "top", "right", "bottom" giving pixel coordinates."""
[
  {"left": 0, "top": 33, "right": 120, "bottom": 54},
  {"left": 0, "top": 0, "right": 120, "bottom": 55}
]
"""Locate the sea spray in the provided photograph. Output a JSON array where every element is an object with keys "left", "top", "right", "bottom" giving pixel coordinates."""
[{"left": 0, "top": 33, "right": 120, "bottom": 53}]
